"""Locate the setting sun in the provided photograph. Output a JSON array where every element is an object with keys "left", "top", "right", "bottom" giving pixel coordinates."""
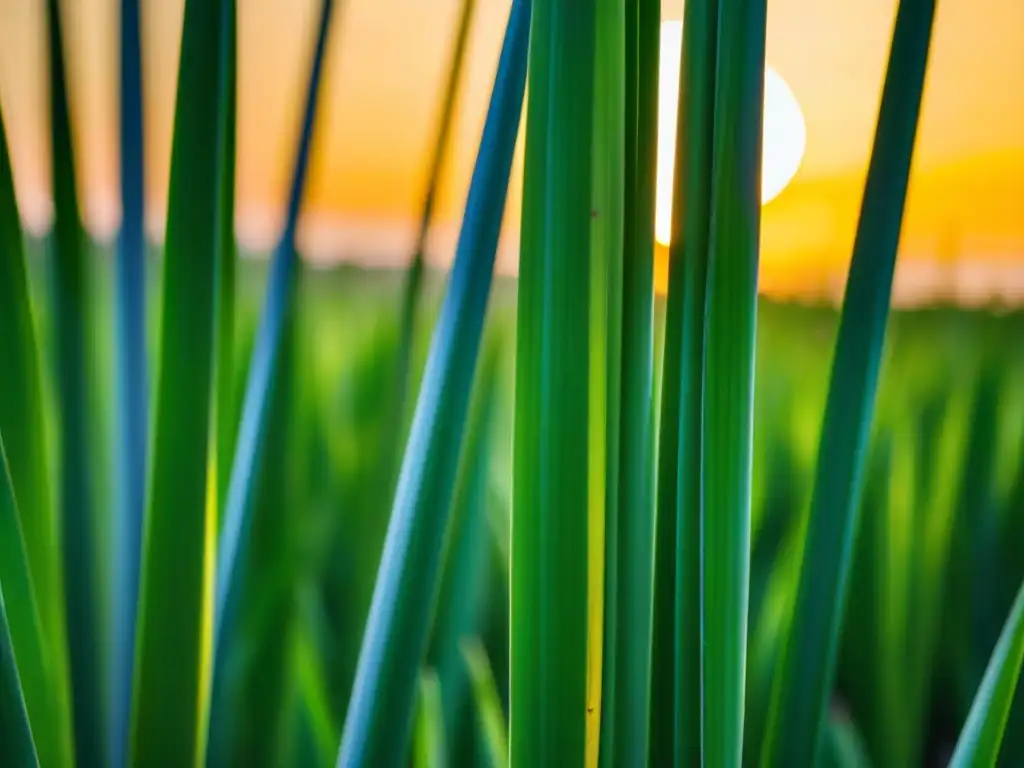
[{"left": 654, "top": 20, "right": 807, "bottom": 246}]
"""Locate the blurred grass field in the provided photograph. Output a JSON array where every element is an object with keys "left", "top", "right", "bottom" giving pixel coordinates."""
[{"left": 22, "top": 235, "right": 1024, "bottom": 766}]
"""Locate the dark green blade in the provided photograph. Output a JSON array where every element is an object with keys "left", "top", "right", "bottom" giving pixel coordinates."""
[
  {"left": 1, "top": 582, "right": 39, "bottom": 768},
  {"left": 128, "top": 0, "right": 232, "bottom": 762},
  {"left": 612, "top": 0, "right": 659, "bottom": 763},
  {"left": 949, "top": 579, "right": 1024, "bottom": 768},
  {"left": 335, "top": 3, "right": 528, "bottom": 764},
  {"left": 427, "top": 334, "right": 502, "bottom": 755},
  {"left": 214, "top": 0, "right": 239, "bottom": 518},
  {"left": 45, "top": 0, "right": 105, "bottom": 762},
  {"left": 0, "top": 442, "right": 42, "bottom": 768},
  {"left": 760, "top": 2, "right": 936, "bottom": 764},
  {"left": 111, "top": 0, "right": 150, "bottom": 764},
  {"left": 389, "top": 0, "right": 478, "bottom": 498},
  {"left": 0, "top": 95, "right": 74, "bottom": 768},
  {"left": 701, "top": 0, "right": 767, "bottom": 764},
  {"left": 652, "top": 0, "right": 718, "bottom": 762}
]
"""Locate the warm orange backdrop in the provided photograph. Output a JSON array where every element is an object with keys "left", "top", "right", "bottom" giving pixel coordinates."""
[{"left": 1, "top": 0, "right": 1022, "bottom": 302}]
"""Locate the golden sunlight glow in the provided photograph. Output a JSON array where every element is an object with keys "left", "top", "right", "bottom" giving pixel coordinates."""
[{"left": 655, "top": 20, "right": 807, "bottom": 246}]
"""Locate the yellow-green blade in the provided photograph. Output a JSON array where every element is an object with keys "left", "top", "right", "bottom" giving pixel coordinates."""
[
  {"left": 948, "top": 579, "right": 1024, "bottom": 768},
  {"left": 701, "top": 0, "right": 767, "bottom": 764},
  {"left": 594, "top": 0, "right": 625, "bottom": 764},
  {"left": 413, "top": 671, "right": 447, "bottom": 768},
  {"left": 462, "top": 640, "right": 509, "bottom": 768},
  {"left": 0, "top": 98, "right": 73, "bottom": 768},
  {"left": 760, "top": 2, "right": 936, "bottom": 764},
  {"left": 128, "top": 0, "right": 232, "bottom": 762}
]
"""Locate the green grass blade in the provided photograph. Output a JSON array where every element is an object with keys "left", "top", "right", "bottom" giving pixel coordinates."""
[
  {"left": 509, "top": 0, "right": 551, "bottom": 761},
  {"left": 413, "top": 671, "right": 447, "bottom": 768},
  {"left": 948, "top": 579, "right": 1024, "bottom": 768},
  {"left": 1, "top": 581, "right": 38, "bottom": 768},
  {"left": 701, "top": 0, "right": 767, "bottom": 764},
  {"left": 593, "top": 0, "right": 625, "bottom": 763},
  {"left": 45, "top": 0, "right": 105, "bottom": 762},
  {"left": 428, "top": 336, "right": 502, "bottom": 754},
  {"left": 111, "top": 0, "right": 150, "bottom": 763},
  {"left": 208, "top": 272, "right": 299, "bottom": 768},
  {"left": 390, "top": 0, "right": 478, "bottom": 480},
  {"left": 610, "top": 2, "right": 659, "bottom": 763},
  {"left": 510, "top": 0, "right": 597, "bottom": 763},
  {"left": 335, "top": 4, "right": 528, "bottom": 764},
  {"left": 214, "top": 0, "right": 239, "bottom": 518},
  {"left": 128, "top": 0, "right": 232, "bottom": 762},
  {"left": 652, "top": 0, "right": 718, "bottom": 762},
  {"left": 294, "top": 617, "right": 339, "bottom": 768},
  {"left": 760, "top": 3, "right": 936, "bottom": 765},
  {"left": 0, "top": 98, "right": 73, "bottom": 768},
  {"left": 0, "top": 441, "right": 44, "bottom": 768},
  {"left": 209, "top": 0, "right": 332, "bottom": 741},
  {"left": 462, "top": 640, "right": 509, "bottom": 768}
]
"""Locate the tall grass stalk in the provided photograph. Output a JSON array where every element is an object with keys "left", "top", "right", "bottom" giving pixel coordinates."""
[
  {"left": 336, "top": 3, "right": 529, "bottom": 763},
  {"left": 210, "top": 0, "right": 333, "bottom": 733},
  {"left": 111, "top": 0, "right": 148, "bottom": 763},
  {"left": 0, "top": 98, "right": 74, "bottom": 768},
  {"left": 762, "top": 1, "right": 936, "bottom": 763},
  {"left": 128, "top": 0, "right": 233, "bottom": 761},
  {"left": 592, "top": 0, "right": 625, "bottom": 764},
  {"left": 610, "top": 0, "right": 659, "bottom": 764},
  {"left": 653, "top": 0, "right": 718, "bottom": 761},
  {"left": 701, "top": 0, "right": 768, "bottom": 764},
  {"left": 46, "top": 0, "right": 106, "bottom": 761}
]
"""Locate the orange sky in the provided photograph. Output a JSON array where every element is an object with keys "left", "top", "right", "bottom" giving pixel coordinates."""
[{"left": 1, "top": 0, "right": 1023, "bottom": 302}]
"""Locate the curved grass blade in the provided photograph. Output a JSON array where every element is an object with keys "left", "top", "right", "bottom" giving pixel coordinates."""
[
  {"left": 336, "top": 5, "right": 529, "bottom": 764},
  {"left": 389, "top": 0, "right": 478, "bottom": 482},
  {"left": 214, "top": 0, "right": 239, "bottom": 519},
  {"left": 0, "top": 441, "right": 45, "bottom": 768},
  {"left": 0, "top": 100, "right": 73, "bottom": 768},
  {"left": 128, "top": 0, "right": 233, "bottom": 762},
  {"left": 701, "top": 0, "right": 768, "bottom": 764},
  {"left": 110, "top": 0, "right": 149, "bottom": 763},
  {"left": 948, "top": 578, "right": 1024, "bottom": 768},
  {"left": 651, "top": 0, "right": 718, "bottom": 762},
  {"left": 211, "top": 0, "right": 333, "bottom": 664},
  {"left": 593, "top": 0, "right": 625, "bottom": 762},
  {"left": 428, "top": 334, "right": 502, "bottom": 754},
  {"left": 413, "top": 671, "right": 447, "bottom": 768},
  {"left": 45, "top": 0, "right": 105, "bottom": 761},
  {"left": 462, "top": 639, "right": 509, "bottom": 768},
  {"left": 760, "top": 3, "right": 936, "bottom": 765},
  {"left": 1, "top": 582, "right": 38, "bottom": 768}
]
